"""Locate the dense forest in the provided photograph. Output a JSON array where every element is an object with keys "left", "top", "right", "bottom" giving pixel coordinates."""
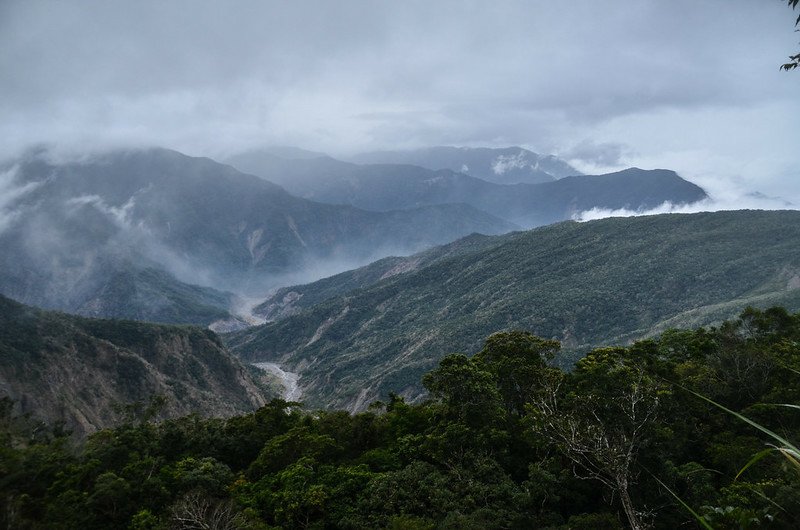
[
  {"left": 229, "top": 210, "right": 800, "bottom": 412},
  {"left": 3, "top": 307, "right": 800, "bottom": 529}
]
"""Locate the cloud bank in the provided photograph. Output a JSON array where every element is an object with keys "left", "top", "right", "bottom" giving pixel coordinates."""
[
  {"left": 0, "top": 0, "right": 797, "bottom": 202},
  {"left": 574, "top": 192, "right": 794, "bottom": 223}
]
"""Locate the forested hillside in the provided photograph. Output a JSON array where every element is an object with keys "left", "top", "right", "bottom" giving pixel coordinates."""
[
  {"left": 4, "top": 308, "right": 800, "bottom": 528},
  {"left": 0, "top": 295, "right": 277, "bottom": 436},
  {"left": 227, "top": 210, "right": 800, "bottom": 410},
  {"left": 2, "top": 1, "right": 797, "bottom": 528},
  {"left": 251, "top": 232, "right": 501, "bottom": 322}
]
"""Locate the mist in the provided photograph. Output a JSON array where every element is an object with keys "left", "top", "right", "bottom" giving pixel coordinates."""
[
  {"left": 0, "top": 1, "right": 798, "bottom": 328},
  {"left": 0, "top": 166, "right": 42, "bottom": 234},
  {"left": 574, "top": 179, "right": 794, "bottom": 222},
  {"left": 1, "top": 1, "right": 798, "bottom": 202}
]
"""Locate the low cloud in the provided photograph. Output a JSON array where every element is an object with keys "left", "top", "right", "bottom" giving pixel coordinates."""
[
  {"left": 67, "top": 194, "right": 138, "bottom": 229},
  {"left": 0, "top": 166, "right": 42, "bottom": 234},
  {"left": 563, "top": 140, "right": 630, "bottom": 168},
  {"left": 573, "top": 193, "right": 794, "bottom": 222},
  {"left": 491, "top": 152, "right": 529, "bottom": 175}
]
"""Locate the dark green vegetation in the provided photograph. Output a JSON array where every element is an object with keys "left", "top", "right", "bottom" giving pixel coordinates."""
[
  {"left": 0, "top": 294, "right": 275, "bottom": 437},
  {"left": 252, "top": 233, "right": 500, "bottom": 322},
  {"left": 0, "top": 147, "right": 513, "bottom": 324},
  {"left": 226, "top": 150, "right": 706, "bottom": 227},
  {"left": 227, "top": 210, "right": 800, "bottom": 410},
  {"left": 781, "top": 0, "right": 799, "bottom": 70},
  {"left": 4, "top": 308, "right": 800, "bottom": 528}
]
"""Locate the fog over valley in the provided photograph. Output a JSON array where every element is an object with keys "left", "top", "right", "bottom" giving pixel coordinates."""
[
  {"left": 0, "top": 0, "right": 797, "bottom": 348},
  {"left": 2, "top": 3, "right": 800, "bottom": 527}
]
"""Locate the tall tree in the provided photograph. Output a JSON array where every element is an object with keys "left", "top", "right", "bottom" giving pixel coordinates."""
[{"left": 527, "top": 348, "right": 664, "bottom": 530}]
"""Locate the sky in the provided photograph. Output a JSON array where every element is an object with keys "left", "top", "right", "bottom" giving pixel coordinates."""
[{"left": 0, "top": 0, "right": 798, "bottom": 203}]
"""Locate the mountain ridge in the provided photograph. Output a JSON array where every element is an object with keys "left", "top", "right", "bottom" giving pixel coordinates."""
[
  {"left": 226, "top": 210, "right": 800, "bottom": 411},
  {"left": 349, "top": 145, "right": 581, "bottom": 184},
  {"left": 0, "top": 147, "right": 514, "bottom": 324},
  {"left": 0, "top": 294, "right": 278, "bottom": 436},
  {"left": 224, "top": 150, "right": 707, "bottom": 227}
]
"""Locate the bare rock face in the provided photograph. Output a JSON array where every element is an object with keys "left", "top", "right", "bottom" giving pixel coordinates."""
[{"left": 0, "top": 294, "right": 276, "bottom": 437}]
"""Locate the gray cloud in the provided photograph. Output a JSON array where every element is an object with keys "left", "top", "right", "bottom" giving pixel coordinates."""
[
  {"left": 574, "top": 192, "right": 796, "bottom": 224},
  {"left": 0, "top": 0, "right": 797, "bottom": 201},
  {"left": 0, "top": 166, "right": 41, "bottom": 234},
  {"left": 563, "top": 141, "right": 631, "bottom": 168}
]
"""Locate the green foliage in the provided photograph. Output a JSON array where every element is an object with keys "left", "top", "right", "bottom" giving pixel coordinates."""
[
  {"left": 473, "top": 331, "right": 559, "bottom": 416},
  {"left": 228, "top": 210, "right": 800, "bottom": 411},
  {"left": 781, "top": 0, "right": 800, "bottom": 71},
  {"left": 423, "top": 353, "right": 503, "bottom": 427},
  {"left": 4, "top": 307, "right": 800, "bottom": 528}
]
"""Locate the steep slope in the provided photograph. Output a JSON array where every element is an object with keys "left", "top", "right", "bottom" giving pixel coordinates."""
[
  {"left": 0, "top": 148, "right": 513, "bottom": 322},
  {"left": 75, "top": 266, "right": 236, "bottom": 324},
  {"left": 351, "top": 146, "right": 580, "bottom": 184},
  {"left": 252, "top": 233, "right": 501, "bottom": 322},
  {"left": 0, "top": 152, "right": 240, "bottom": 325},
  {"left": 226, "top": 210, "right": 800, "bottom": 411},
  {"left": 0, "top": 295, "right": 277, "bottom": 436},
  {"left": 224, "top": 151, "right": 707, "bottom": 227}
]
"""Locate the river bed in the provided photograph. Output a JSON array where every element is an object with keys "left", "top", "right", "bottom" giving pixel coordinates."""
[{"left": 253, "top": 362, "right": 302, "bottom": 402}]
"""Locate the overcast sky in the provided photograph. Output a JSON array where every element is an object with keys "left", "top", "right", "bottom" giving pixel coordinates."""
[{"left": 1, "top": 0, "right": 797, "bottom": 202}]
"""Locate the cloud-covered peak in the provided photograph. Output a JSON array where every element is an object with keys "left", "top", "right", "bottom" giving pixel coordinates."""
[{"left": 0, "top": 1, "right": 797, "bottom": 202}]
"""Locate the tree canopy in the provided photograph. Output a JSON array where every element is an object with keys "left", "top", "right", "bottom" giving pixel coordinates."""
[{"left": 3, "top": 308, "right": 800, "bottom": 528}]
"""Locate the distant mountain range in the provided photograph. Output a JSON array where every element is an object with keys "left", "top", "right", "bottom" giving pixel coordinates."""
[
  {"left": 0, "top": 145, "right": 794, "bottom": 434},
  {"left": 0, "top": 294, "right": 277, "bottom": 436},
  {"left": 350, "top": 146, "right": 580, "bottom": 184},
  {"left": 0, "top": 145, "right": 708, "bottom": 327},
  {"left": 225, "top": 151, "right": 707, "bottom": 227},
  {"left": 226, "top": 210, "right": 800, "bottom": 411},
  {"left": 0, "top": 148, "right": 513, "bottom": 324}
]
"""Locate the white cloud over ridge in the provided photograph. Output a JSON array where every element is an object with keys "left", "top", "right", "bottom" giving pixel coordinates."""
[
  {"left": 0, "top": 166, "right": 42, "bottom": 234},
  {"left": 491, "top": 152, "right": 529, "bottom": 175},
  {"left": 574, "top": 193, "right": 794, "bottom": 223},
  {"left": 0, "top": 0, "right": 797, "bottom": 203}
]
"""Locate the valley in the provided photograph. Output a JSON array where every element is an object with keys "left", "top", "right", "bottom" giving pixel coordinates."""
[
  {"left": 226, "top": 210, "right": 800, "bottom": 410},
  {"left": 0, "top": 294, "right": 279, "bottom": 437},
  {"left": 3, "top": 144, "right": 795, "bottom": 424},
  {"left": 252, "top": 362, "right": 302, "bottom": 402},
  {"left": 2, "top": 144, "right": 793, "bottom": 420},
  {"left": 3, "top": 3, "right": 798, "bottom": 527}
]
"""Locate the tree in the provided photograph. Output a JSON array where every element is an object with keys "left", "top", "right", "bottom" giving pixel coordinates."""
[
  {"left": 422, "top": 353, "right": 503, "bottom": 429},
  {"left": 472, "top": 331, "right": 560, "bottom": 416},
  {"left": 781, "top": 0, "right": 800, "bottom": 70},
  {"left": 527, "top": 348, "right": 664, "bottom": 530},
  {"left": 170, "top": 492, "right": 244, "bottom": 530}
]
